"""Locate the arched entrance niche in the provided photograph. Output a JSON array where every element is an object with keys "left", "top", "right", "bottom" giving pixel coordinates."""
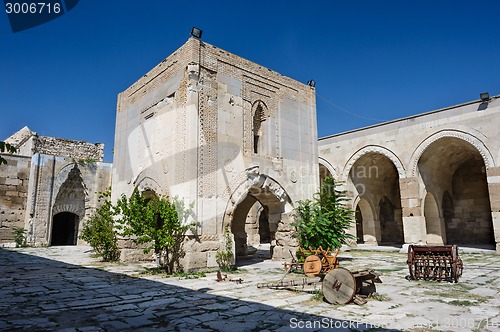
[
  {"left": 347, "top": 151, "right": 404, "bottom": 245},
  {"left": 417, "top": 136, "right": 494, "bottom": 246},
  {"left": 354, "top": 198, "right": 378, "bottom": 244},
  {"left": 423, "top": 192, "right": 445, "bottom": 244},
  {"left": 223, "top": 168, "right": 293, "bottom": 262},
  {"left": 51, "top": 165, "right": 85, "bottom": 246}
]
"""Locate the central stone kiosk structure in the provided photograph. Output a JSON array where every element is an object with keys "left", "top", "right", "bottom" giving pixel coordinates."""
[{"left": 112, "top": 37, "right": 318, "bottom": 269}]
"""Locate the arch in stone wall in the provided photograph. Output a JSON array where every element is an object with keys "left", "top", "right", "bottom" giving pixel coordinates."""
[
  {"left": 345, "top": 148, "right": 405, "bottom": 246},
  {"left": 51, "top": 162, "right": 88, "bottom": 214},
  {"left": 415, "top": 133, "right": 494, "bottom": 246},
  {"left": 409, "top": 129, "right": 495, "bottom": 178},
  {"left": 133, "top": 167, "right": 170, "bottom": 198},
  {"left": 52, "top": 164, "right": 86, "bottom": 219},
  {"left": 353, "top": 196, "right": 378, "bottom": 244},
  {"left": 341, "top": 145, "right": 406, "bottom": 182},
  {"left": 51, "top": 164, "right": 86, "bottom": 246},
  {"left": 222, "top": 166, "right": 293, "bottom": 260}
]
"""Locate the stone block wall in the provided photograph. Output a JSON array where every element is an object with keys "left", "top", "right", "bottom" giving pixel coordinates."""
[{"left": 0, "top": 155, "right": 31, "bottom": 245}]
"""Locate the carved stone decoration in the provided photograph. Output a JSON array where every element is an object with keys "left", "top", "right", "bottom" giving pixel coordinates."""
[
  {"left": 198, "top": 67, "right": 218, "bottom": 198},
  {"left": 52, "top": 165, "right": 86, "bottom": 220}
]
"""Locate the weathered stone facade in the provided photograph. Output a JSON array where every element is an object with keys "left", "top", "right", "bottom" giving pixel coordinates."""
[
  {"left": 0, "top": 127, "right": 112, "bottom": 246},
  {"left": 319, "top": 97, "right": 500, "bottom": 251},
  {"left": 112, "top": 37, "right": 318, "bottom": 269},
  {"left": 3, "top": 36, "right": 498, "bottom": 264}
]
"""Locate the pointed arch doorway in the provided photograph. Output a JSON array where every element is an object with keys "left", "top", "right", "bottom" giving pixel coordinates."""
[{"left": 223, "top": 169, "right": 293, "bottom": 263}]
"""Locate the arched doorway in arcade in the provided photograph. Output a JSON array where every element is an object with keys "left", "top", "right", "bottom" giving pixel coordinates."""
[
  {"left": 417, "top": 137, "right": 494, "bottom": 247},
  {"left": 225, "top": 173, "right": 292, "bottom": 263},
  {"left": 348, "top": 152, "right": 404, "bottom": 246}
]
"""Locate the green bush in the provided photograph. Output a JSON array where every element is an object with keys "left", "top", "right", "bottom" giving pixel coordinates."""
[
  {"left": 81, "top": 190, "right": 120, "bottom": 262},
  {"left": 12, "top": 227, "right": 27, "bottom": 248},
  {"left": 216, "top": 226, "right": 234, "bottom": 272},
  {"left": 292, "top": 177, "right": 354, "bottom": 249},
  {"left": 115, "top": 190, "right": 195, "bottom": 274}
]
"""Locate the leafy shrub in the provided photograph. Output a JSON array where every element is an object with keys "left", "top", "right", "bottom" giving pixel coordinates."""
[
  {"left": 115, "top": 190, "right": 195, "bottom": 274},
  {"left": 292, "top": 177, "right": 354, "bottom": 249},
  {"left": 81, "top": 189, "right": 120, "bottom": 262}
]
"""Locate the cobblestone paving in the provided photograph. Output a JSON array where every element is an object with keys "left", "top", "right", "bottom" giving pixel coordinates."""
[{"left": 0, "top": 246, "right": 498, "bottom": 331}]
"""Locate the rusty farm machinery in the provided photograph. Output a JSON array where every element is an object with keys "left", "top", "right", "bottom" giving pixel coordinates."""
[
  {"left": 259, "top": 247, "right": 382, "bottom": 305},
  {"left": 406, "top": 244, "right": 463, "bottom": 283}
]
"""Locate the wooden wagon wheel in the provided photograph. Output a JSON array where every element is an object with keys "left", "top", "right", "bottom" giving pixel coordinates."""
[
  {"left": 322, "top": 267, "right": 357, "bottom": 305},
  {"left": 303, "top": 255, "right": 322, "bottom": 277}
]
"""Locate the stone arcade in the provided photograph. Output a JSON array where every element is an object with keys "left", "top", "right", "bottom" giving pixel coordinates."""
[
  {"left": 319, "top": 97, "right": 500, "bottom": 252},
  {"left": 1, "top": 37, "right": 499, "bottom": 268}
]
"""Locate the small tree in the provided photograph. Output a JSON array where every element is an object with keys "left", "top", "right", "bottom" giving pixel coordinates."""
[
  {"left": 80, "top": 189, "right": 120, "bottom": 262},
  {"left": 292, "top": 177, "right": 354, "bottom": 249},
  {"left": 115, "top": 190, "right": 195, "bottom": 273}
]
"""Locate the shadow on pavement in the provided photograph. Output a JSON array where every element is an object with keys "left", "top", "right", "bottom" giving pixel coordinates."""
[{"left": 0, "top": 248, "right": 400, "bottom": 331}]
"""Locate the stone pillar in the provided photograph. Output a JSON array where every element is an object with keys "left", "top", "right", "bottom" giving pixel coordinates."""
[
  {"left": 272, "top": 212, "right": 297, "bottom": 260},
  {"left": 486, "top": 167, "right": 500, "bottom": 252},
  {"left": 399, "top": 177, "right": 426, "bottom": 244}
]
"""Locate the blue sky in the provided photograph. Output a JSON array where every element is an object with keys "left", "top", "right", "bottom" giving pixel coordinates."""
[{"left": 1, "top": 1, "right": 499, "bottom": 162}]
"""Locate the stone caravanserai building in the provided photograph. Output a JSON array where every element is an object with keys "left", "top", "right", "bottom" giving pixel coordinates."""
[
  {"left": 112, "top": 37, "right": 318, "bottom": 269},
  {"left": 1, "top": 36, "right": 499, "bottom": 269}
]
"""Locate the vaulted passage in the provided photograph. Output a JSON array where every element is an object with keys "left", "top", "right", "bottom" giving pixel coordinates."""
[
  {"left": 232, "top": 195, "right": 273, "bottom": 261},
  {"left": 417, "top": 137, "right": 494, "bottom": 246},
  {"left": 51, "top": 212, "right": 79, "bottom": 245},
  {"left": 348, "top": 153, "right": 403, "bottom": 245},
  {"left": 234, "top": 197, "right": 272, "bottom": 254}
]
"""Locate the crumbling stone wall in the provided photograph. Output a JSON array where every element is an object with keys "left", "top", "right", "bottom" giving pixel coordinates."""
[{"left": 34, "top": 136, "right": 104, "bottom": 162}]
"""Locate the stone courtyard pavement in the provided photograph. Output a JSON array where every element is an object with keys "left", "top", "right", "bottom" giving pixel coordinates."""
[{"left": 0, "top": 246, "right": 498, "bottom": 332}]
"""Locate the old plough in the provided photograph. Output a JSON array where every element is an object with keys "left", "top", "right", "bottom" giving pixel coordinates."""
[
  {"left": 258, "top": 267, "right": 381, "bottom": 305},
  {"left": 407, "top": 245, "right": 463, "bottom": 283},
  {"left": 263, "top": 247, "right": 382, "bottom": 305}
]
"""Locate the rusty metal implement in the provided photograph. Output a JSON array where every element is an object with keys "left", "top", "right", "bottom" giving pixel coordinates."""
[{"left": 407, "top": 245, "right": 463, "bottom": 283}]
